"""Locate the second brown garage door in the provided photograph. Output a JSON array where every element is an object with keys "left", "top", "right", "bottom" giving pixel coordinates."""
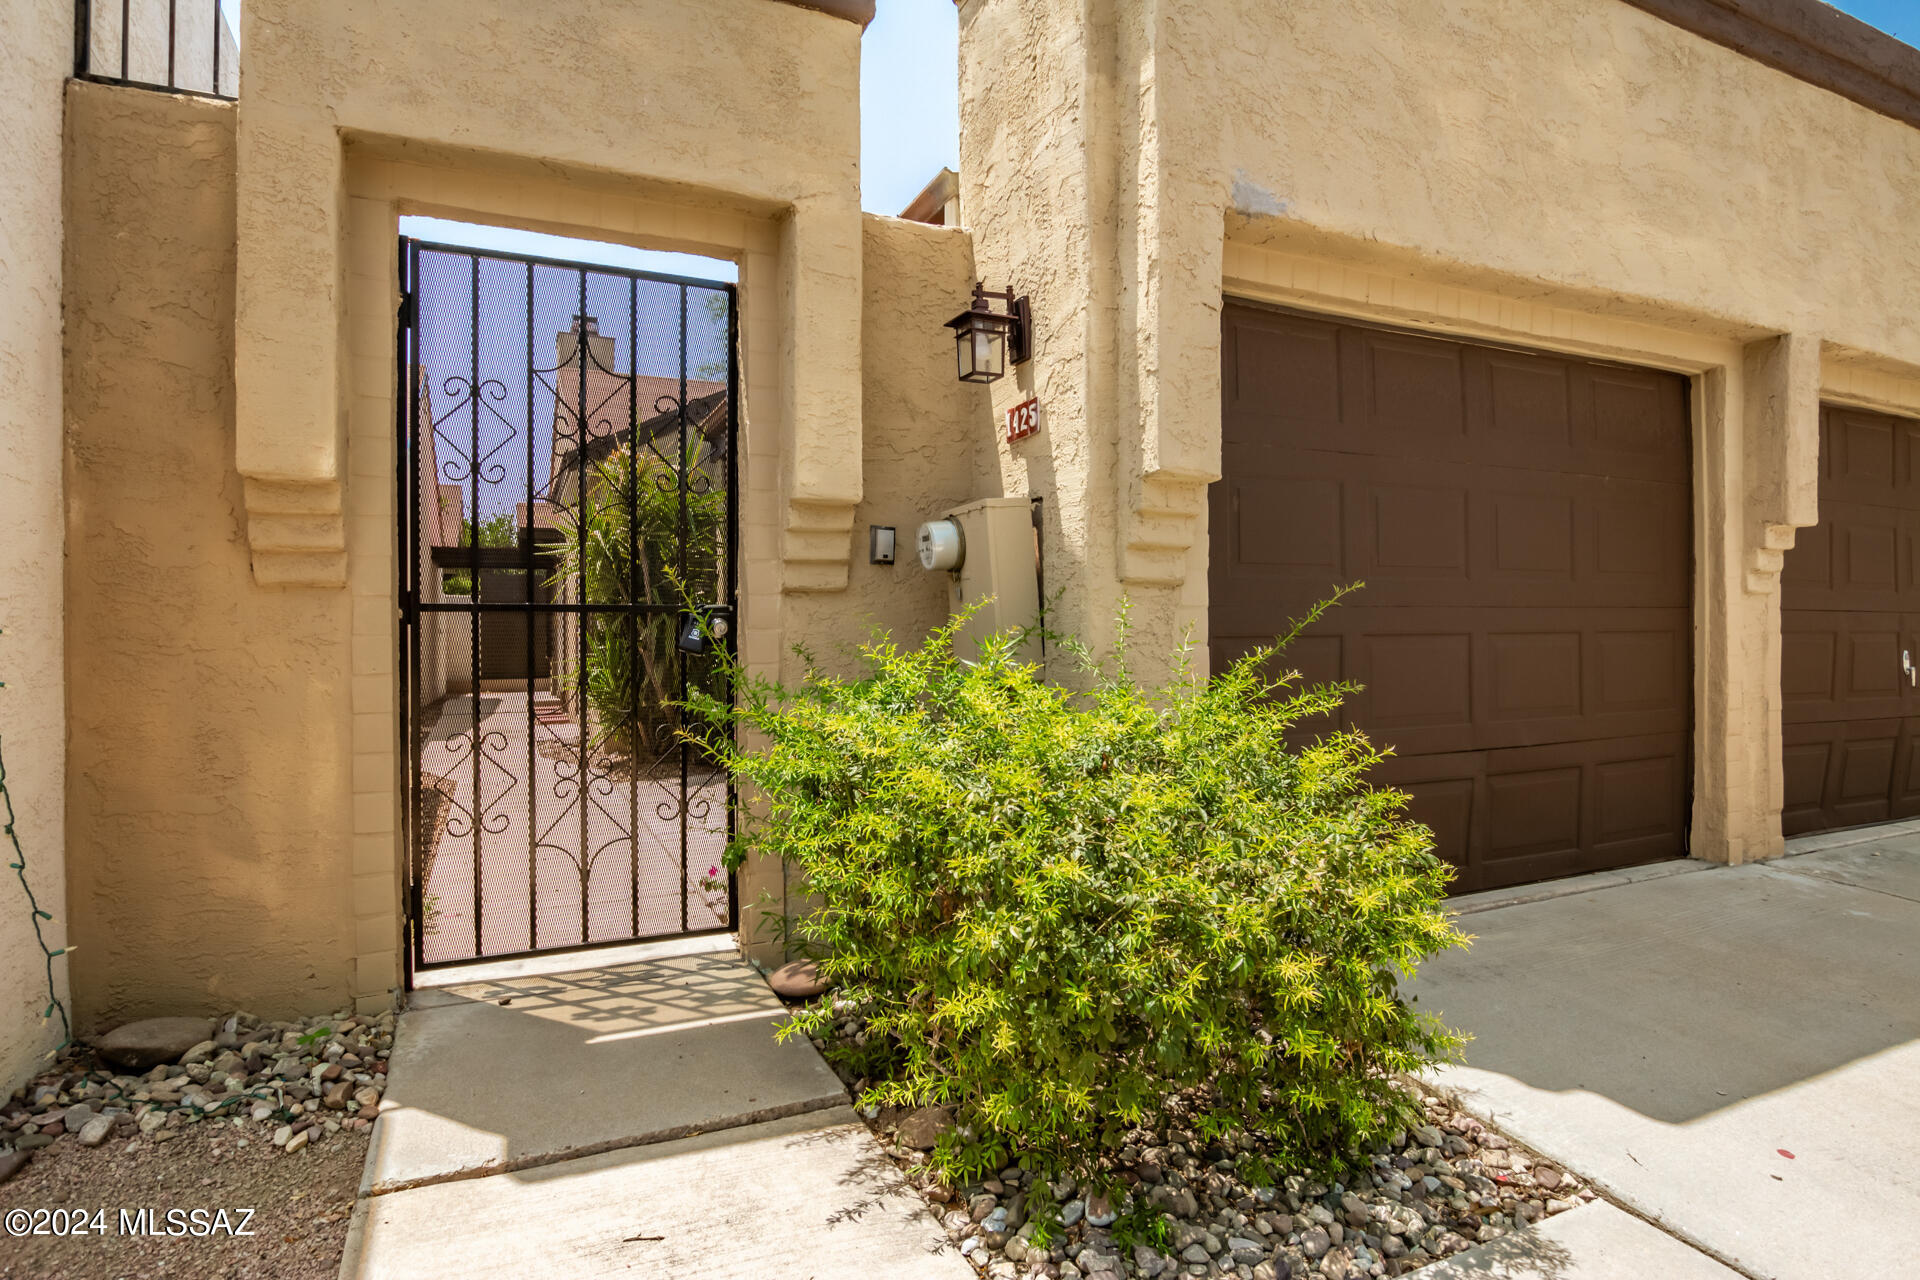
[
  {"left": 1780, "top": 405, "right": 1920, "bottom": 836},
  {"left": 1210, "top": 304, "right": 1693, "bottom": 893}
]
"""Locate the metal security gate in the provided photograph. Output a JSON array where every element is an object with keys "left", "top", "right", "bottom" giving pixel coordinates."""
[{"left": 397, "top": 238, "right": 738, "bottom": 972}]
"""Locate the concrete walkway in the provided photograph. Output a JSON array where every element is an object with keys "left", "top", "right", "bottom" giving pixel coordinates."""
[
  {"left": 340, "top": 944, "right": 971, "bottom": 1279},
  {"left": 1410, "top": 831, "right": 1920, "bottom": 1280}
]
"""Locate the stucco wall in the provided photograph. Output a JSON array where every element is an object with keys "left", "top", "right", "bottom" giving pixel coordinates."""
[
  {"left": 955, "top": 0, "right": 1145, "bottom": 679},
  {"left": 64, "top": 81, "right": 356, "bottom": 1031},
  {"left": 1204, "top": 0, "right": 1920, "bottom": 364},
  {"left": 740, "top": 214, "right": 987, "bottom": 959},
  {"left": 0, "top": 0, "right": 71, "bottom": 1092},
  {"left": 779, "top": 215, "right": 986, "bottom": 680}
]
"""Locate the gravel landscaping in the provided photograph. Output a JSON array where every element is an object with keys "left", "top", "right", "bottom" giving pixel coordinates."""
[
  {"left": 0, "top": 1008, "right": 391, "bottom": 1278},
  {"left": 808, "top": 996, "right": 1596, "bottom": 1280}
]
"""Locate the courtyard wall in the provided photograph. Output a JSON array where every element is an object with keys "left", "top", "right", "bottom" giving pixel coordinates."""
[
  {"left": 54, "top": 52, "right": 984, "bottom": 1020},
  {"left": 0, "top": 0, "right": 73, "bottom": 1091},
  {"left": 63, "top": 82, "right": 357, "bottom": 1030}
]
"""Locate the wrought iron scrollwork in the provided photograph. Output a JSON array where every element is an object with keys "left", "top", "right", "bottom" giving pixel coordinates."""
[{"left": 402, "top": 241, "right": 738, "bottom": 969}]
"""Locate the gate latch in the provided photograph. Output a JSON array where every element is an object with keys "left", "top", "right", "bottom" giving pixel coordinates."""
[{"left": 1905, "top": 649, "right": 1915, "bottom": 688}]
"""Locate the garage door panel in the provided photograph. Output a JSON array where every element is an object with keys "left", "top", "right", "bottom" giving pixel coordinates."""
[
  {"left": 1836, "top": 518, "right": 1900, "bottom": 599},
  {"left": 1781, "top": 520, "right": 1832, "bottom": 595},
  {"left": 1230, "top": 476, "right": 1344, "bottom": 573},
  {"left": 1396, "top": 776, "right": 1477, "bottom": 878},
  {"left": 1585, "top": 367, "right": 1690, "bottom": 461},
  {"left": 1780, "top": 732, "right": 1834, "bottom": 835},
  {"left": 1368, "top": 482, "right": 1470, "bottom": 579},
  {"left": 1225, "top": 309, "right": 1344, "bottom": 423},
  {"left": 1486, "top": 766, "right": 1582, "bottom": 862},
  {"left": 1825, "top": 408, "right": 1900, "bottom": 506},
  {"left": 1844, "top": 630, "right": 1904, "bottom": 704},
  {"left": 1370, "top": 754, "right": 1482, "bottom": 879},
  {"left": 1591, "top": 628, "right": 1686, "bottom": 718},
  {"left": 1591, "top": 750, "right": 1686, "bottom": 847},
  {"left": 1361, "top": 330, "right": 1468, "bottom": 437},
  {"left": 1485, "top": 352, "right": 1574, "bottom": 449},
  {"left": 1591, "top": 487, "right": 1690, "bottom": 590},
  {"left": 1892, "top": 720, "right": 1920, "bottom": 819},
  {"left": 1215, "top": 304, "right": 1691, "bottom": 893},
  {"left": 1778, "top": 610, "right": 1911, "bottom": 724},
  {"left": 1210, "top": 457, "right": 1686, "bottom": 611},
  {"left": 1212, "top": 606, "right": 1690, "bottom": 754}
]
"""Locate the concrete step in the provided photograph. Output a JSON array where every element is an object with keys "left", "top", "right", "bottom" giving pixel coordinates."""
[{"left": 362, "top": 949, "right": 847, "bottom": 1195}]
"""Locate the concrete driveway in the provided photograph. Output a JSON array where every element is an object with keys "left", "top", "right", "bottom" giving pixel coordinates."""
[{"left": 1409, "top": 827, "right": 1920, "bottom": 1280}]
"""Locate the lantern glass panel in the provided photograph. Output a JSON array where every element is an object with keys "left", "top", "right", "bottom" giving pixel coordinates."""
[
  {"left": 954, "top": 317, "right": 1008, "bottom": 383},
  {"left": 974, "top": 326, "right": 1004, "bottom": 378}
]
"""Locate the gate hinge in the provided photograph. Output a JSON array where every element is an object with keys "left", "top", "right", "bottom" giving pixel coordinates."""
[
  {"left": 397, "top": 290, "right": 415, "bottom": 329},
  {"left": 399, "top": 587, "right": 417, "bottom": 624}
]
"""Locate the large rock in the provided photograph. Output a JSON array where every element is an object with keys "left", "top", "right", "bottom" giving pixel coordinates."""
[
  {"left": 767, "top": 960, "right": 829, "bottom": 1000},
  {"left": 92, "top": 1017, "right": 215, "bottom": 1071},
  {"left": 0, "top": 1150, "right": 30, "bottom": 1185},
  {"left": 895, "top": 1105, "right": 953, "bottom": 1151}
]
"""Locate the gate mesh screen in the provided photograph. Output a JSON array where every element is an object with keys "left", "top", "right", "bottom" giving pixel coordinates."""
[{"left": 401, "top": 241, "right": 737, "bottom": 967}]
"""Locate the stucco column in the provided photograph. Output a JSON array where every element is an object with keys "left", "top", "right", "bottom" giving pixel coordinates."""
[
  {"left": 778, "top": 196, "right": 866, "bottom": 593},
  {"left": 1741, "top": 334, "right": 1821, "bottom": 861},
  {"left": 234, "top": 79, "right": 349, "bottom": 586},
  {"left": 1694, "top": 334, "right": 1820, "bottom": 864}
]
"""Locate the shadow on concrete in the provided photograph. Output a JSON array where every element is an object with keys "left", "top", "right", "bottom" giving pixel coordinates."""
[
  {"left": 341, "top": 944, "right": 978, "bottom": 1278},
  {"left": 1424, "top": 1226, "right": 1576, "bottom": 1279},
  {"left": 363, "top": 947, "right": 849, "bottom": 1194},
  {"left": 1409, "top": 840, "right": 1920, "bottom": 1125}
]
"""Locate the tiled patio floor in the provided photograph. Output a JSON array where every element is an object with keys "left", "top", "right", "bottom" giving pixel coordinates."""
[{"left": 416, "top": 691, "right": 728, "bottom": 963}]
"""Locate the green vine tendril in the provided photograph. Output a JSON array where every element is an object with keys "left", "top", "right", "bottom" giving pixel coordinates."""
[{"left": 1, "top": 733, "right": 73, "bottom": 1058}]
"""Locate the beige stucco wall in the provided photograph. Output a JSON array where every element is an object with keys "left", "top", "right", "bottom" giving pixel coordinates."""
[
  {"left": 779, "top": 214, "right": 987, "bottom": 683},
  {"left": 745, "top": 213, "right": 989, "bottom": 954},
  {"left": 958, "top": 0, "right": 1920, "bottom": 863},
  {"left": 63, "top": 81, "right": 357, "bottom": 1031},
  {"left": 0, "top": 0, "right": 72, "bottom": 1092},
  {"left": 234, "top": 0, "right": 866, "bottom": 595}
]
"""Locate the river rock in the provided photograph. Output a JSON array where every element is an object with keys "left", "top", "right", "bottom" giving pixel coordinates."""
[
  {"left": 895, "top": 1105, "right": 953, "bottom": 1151},
  {"left": 93, "top": 1017, "right": 215, "bottom": 1071},
  {"left": 768, "top": 960, "right": 829, "bottom": 999}
]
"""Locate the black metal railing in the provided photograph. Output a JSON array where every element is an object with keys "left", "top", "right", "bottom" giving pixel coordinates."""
[{"left": 74, "top": 0, "right": 238, "bottom": 100}]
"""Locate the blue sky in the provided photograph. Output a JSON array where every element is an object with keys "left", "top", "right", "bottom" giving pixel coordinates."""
[{"left": 407, "top": 0, "right": 1918, "bottom": 274}]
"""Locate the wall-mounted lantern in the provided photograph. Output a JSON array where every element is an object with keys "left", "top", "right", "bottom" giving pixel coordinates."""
[{"left": 945, "top": 282, "right": 1031, "bottom": 384}]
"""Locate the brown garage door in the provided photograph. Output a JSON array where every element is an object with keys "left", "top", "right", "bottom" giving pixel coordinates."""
[
  {"left": 1210, "top": 304, "right": 1692, "bottom": 893},
  {"left": 1780, "top": 405, "right": 1920, "bottom": 836}
]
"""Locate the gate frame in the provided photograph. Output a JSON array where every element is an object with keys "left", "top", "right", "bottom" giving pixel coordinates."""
[
  {"left": 394, "top": 235, "right": 742, "bottom": 976},
  {"left": 338, "top": 147, "right": 797, "bottom": 1005}
]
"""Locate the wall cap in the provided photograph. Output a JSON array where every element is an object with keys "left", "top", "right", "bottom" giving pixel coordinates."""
[
  {"left": 1618, "top": 0, "right": 1920, "bottom": 132},
  {"left": 774, "top": 0, "right": 875, "bottom": 27}
]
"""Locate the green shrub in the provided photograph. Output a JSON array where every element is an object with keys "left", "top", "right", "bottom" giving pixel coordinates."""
[
  {"left": 546, "top": 439, "right": 724, "bottom": 757},
  {"left": 691, "top": 596, "right": 1466, "bottom": 1186}
]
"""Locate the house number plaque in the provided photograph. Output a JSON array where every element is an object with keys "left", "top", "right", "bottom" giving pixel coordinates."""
[{"left": 1006, "top": 397, "right": 1040, "bottom": 443}]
